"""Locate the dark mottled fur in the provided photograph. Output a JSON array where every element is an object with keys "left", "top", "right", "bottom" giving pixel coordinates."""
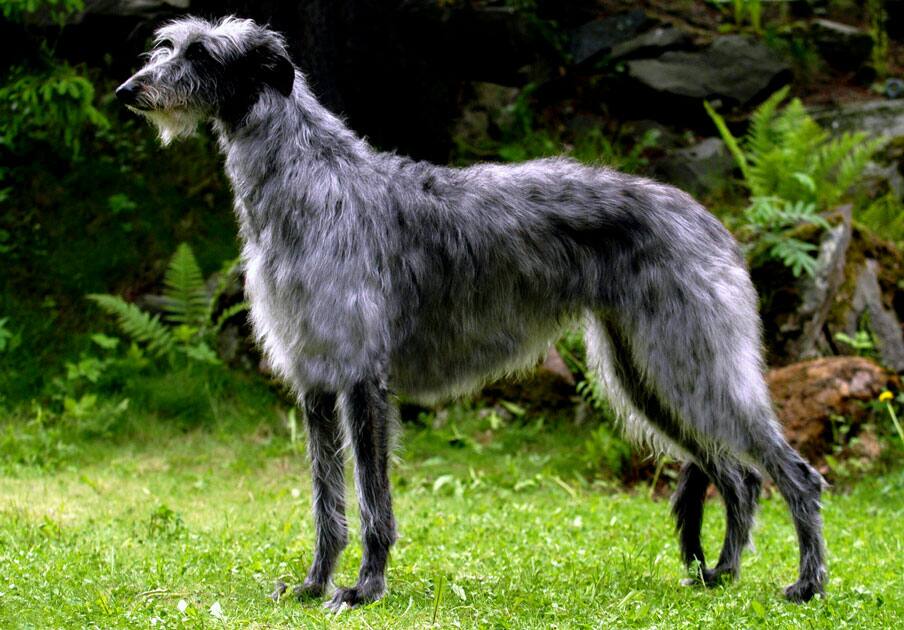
[{"left": 117, "top": 16, "right": 827, "bottom": 610}]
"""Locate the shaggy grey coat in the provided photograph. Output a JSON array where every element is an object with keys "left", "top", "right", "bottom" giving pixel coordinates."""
[{"left": 116, "top": 16, "right": 827, "bottom": 610}]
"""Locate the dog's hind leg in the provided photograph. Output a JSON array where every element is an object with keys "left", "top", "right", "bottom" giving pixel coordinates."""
[
  {"left": 588, "top": 316, "right": 765, "bottom": 591},
  {"left": 694, "top": 460, "right": 762, "bottom": 586},
  {"left": 593, "top": 305, "right": 824, "bottom": 601},
  {"left": 671, "top": 461, "right": 709, "bottom": 573},
  {"left": 326, "top": 379, "right": 397, "bottom": 610},
  {"left": 748, "top": 429, "right": 826, "bottom": 602},
  {"left": 295, "top": 390, "right": 348, "bottom": 600}
]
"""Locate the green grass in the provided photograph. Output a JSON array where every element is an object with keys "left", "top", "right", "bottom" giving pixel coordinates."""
[{"left": 0, "top": 402, "right": 902, "bottom": 628}]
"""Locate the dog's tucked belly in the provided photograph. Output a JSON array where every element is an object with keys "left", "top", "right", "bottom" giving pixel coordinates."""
[{"left": 388, "top": 310, "right": 568, "bottom": 403}]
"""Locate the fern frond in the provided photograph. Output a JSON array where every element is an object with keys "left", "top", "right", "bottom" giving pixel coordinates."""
[
  {"left": 212, "top": 302, "right": 249, "bottom": 334},
  {"left": 88, "top": 294, "right": 176, "bottom": 357},
  {"left": 181, "top": 342, "right": 220, "bottom": 365},
  {"left": 810, "top": 132, "right": 862, "bottom": 186},
  {"left": 829, "top": 135, "right": 888, "bottom": 207},
  {"left": 704, "top": 100, "right": 750, "bottom": 182},
  {"left": 204, "top": 256, "right": 243, "bottom": 331},
  {"left": 767, "top": 237, "right": 819, "bottom": 277},
  {"left": 162, "top": 243, "right": 208, "bottom": 328},
  {"left": 745, "top": 85, "right": 789, "bottom": 160}
]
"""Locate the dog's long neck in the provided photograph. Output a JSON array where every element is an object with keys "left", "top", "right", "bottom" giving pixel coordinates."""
[{"left": 214, "top": 72, "right": 375, "bottom": 240}]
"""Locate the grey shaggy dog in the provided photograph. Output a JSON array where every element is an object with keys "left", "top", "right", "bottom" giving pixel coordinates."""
[{"left": 116, "top": 16, "right": 827, "bottom": 610}]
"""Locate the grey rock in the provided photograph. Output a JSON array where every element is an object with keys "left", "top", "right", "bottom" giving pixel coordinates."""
[
  {"left": 789, "top": 205, "right": 853, "bottom": 361},
  {"left": 844, "top": 259, "right": 904, "bottom": 371},
  {"left": 610, "top": 25, "right": 691, "bottom": 61},
  {"left": 654, "top": 137, "right": 734, "bottom": 197},
  {"left": 810, "top": 99, "right": 904, "bottom": 141},
  {"left": 624, "top": 35, "right": 791, "bottom": 109},
  {"left": 808, "top": 18, "right": 872, "bottom": 71},
  {"left": 570, "top": 9, "right": 650, "bottom": 65}
]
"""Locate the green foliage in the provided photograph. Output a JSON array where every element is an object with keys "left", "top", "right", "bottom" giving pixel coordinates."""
[
  {"left": 0, "top": 62, "right": 108, "bottom": 158},
  {"left": 0, "top": 317, "right": 21, "bottom": 354},
  {"left": 733, "top": 0, "right": 762, "bottom": 33},
  {"left": 162, "top": 243, "right": 209, "bottom": 326},
  {"left": 706, "top": 87, "right": 887, "bottom": 275},
  {"left": 89, "top": 243, "right": 246, "bottom": 367},
  {"left": 706, "top": 0, "right": 763, "bottom": 33},
  {"left": 86, "top": 295, "right": 177, "bottom": 359},
  {"left": 859, "top": 193, "right": 904, "bottom": 246},
  {"left": 570, "top": 127, "right": 660, "bottom": 172},
  {"left": 743, "top": 197, "right": 830, "bottom": 277},
  {"left": 455, "top": 84, "right": 658, "bottom": 172},
  {"left": 0, "top": 0, "right": 83, "bottom": 26},
  {"left": 867, "top": 0, "right": 889, "bottom": 78},
  {"left": 0, "top": 0, "right": 103, "bottom": 159}
]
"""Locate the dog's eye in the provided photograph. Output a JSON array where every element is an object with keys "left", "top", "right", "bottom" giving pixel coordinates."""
[{"left": 184, "top": 41, "right": 208, "bottom": 61}]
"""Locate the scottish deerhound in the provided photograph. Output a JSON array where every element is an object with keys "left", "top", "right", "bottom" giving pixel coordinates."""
[{"left": 116, "top": 16, "right": 827, "bottom": 610}]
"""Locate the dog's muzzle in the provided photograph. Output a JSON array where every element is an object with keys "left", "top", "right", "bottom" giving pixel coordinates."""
[{"left": 115, "top": 80, "right": 143, "bottom": 107}]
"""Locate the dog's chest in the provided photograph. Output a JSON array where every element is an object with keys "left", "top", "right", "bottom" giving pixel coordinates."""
[{"left": 239, "top": 229, "right": 387, "bottom": 390}]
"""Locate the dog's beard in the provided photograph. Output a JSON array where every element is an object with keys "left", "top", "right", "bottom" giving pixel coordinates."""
[{"left": 133, "top": 108, "right": 203, "bottom": 146}]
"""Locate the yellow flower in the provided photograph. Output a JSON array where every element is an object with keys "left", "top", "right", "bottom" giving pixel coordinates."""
[{"left": 879, "top": 391, "right": 894, "bottom": 403}]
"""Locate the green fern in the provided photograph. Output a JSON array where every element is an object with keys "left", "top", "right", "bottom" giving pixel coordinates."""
[
  {"left": 87, "top": 294, "right": 176, "bottom": 358},
  {"left": 705, "top": 88, "right": 888, "bottom": 276},
  {"left": 163, "top": 243, "right": 209, "bottom": 327},
  {"left": 88, "top": 243, "right": 247, "bottom": 366}
]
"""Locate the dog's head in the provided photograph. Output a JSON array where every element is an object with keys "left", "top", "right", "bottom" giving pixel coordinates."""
[{"left": 116, "top": 16, "right": 295, "bottom": 144}]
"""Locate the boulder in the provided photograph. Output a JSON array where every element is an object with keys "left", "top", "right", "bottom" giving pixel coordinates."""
[
  {"left": 808, "top": 18, "right": 873, "bottom": 72},
  {"left": 569, "top": 9, "right": 651, "bottom": 65},
  {"left": 609, "top": 25, "right": 692, "bottom": 61},
  {"left": 623, "top": 35, "right": 791, "bottom": 115},
  {"left": 767, "top": 356, "right": 893, "bottom": 461},
  {"left": 653, "top": 137, "right": 734, "bottom": 197},
  {"left": 811, "top": 99, "right": 904, "bottom": 141}
]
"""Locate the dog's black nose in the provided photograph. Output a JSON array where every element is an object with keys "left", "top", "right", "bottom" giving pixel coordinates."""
[{"left": 115, "top": 81, "right": 141, "bottom": 105}]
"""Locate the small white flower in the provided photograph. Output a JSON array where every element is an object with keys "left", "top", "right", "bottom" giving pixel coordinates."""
[
  {"left": 210, "top": 601, "right": 226, "bottom": 621},
  {"left": 177, "top": 599, "right": 188, "bottom": 613},
  {"left": 290, "top": 487, "right": 301, "bottom": 498}
]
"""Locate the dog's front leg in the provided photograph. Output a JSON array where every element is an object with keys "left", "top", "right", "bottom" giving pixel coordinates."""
[
  {"left": 326, "top": 379, "right": 396, "bottom": 610},
  {"left": 294, "top": 389, "right": 348, "bottom": 600}
]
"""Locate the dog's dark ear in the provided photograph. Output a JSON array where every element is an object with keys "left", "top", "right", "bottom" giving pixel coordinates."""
[{"left": 260, "top": 48, "right": 295, "bottom": 97}]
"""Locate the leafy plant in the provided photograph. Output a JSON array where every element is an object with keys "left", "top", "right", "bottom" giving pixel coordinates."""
[
  {"left": 0, "top": 63, "right": 109, "bottom": 158},
  {"left": 0, "top": 1, "right": 106, "bottom": 158},
  {"left": 743, "top": 197, "right": 830, "bottom": 277},
  {"left": 0, "top": 317, "right": 21, "bottom": 353},
  {"left": 705, "top": 86, "right": 887, "bottom": 275},
  {"left": 88, "top": 243, "right": 246, "bottom": 366},
  {"left": 0, "top": 0, "right": 84, "bottom": 27},
  {"left": 867, "top": 0, "right": 889, "bottom": 78},
  {"left": 733, "top": 0, "right": 762, "bottom": 33},
  {"left": 835, "top": 327, "right": 878, "bottom": 360}
]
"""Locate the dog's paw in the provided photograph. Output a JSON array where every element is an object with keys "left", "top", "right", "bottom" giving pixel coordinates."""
[
  {"left": 701, "top": 567, "right": 735, "bottom": 588},
  {"left": 324, "top": 581, "right": 385, "bottom": 612},
  {"left": 269, "top": 580, "right": 288, "bottom": 602},
  {"left": 293, "top": 579, "right": 327, "bottom": 601},
  {"left": 680, "top": 565, "right": 734, "bottom": 588},
  {"left": 784, "top": 579, "right": 823, "bottom": 603}
]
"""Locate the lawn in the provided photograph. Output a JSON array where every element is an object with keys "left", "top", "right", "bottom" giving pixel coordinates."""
[{"left": 0, "top": 401, "right": 901, "bottom": 629}]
